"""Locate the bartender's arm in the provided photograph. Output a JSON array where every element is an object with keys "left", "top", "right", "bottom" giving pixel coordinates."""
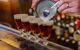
[{"left": 31, "top": 0, "right": 80, "bottom": 13}]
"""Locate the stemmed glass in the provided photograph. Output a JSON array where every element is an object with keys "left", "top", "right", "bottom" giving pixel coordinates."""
[
  {"left": 29, "top": 18, "right": 42, "bottom": 42},
  {"left": 21, "top": 16, "right": 37, "bottom": 40},
  {"left": 39, "top": 21, "right": 53, "bottom": 46}
]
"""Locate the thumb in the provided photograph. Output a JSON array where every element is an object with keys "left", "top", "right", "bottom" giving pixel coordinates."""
[{"left": 31, "top": 0, "right": 39, "bottom": 9}]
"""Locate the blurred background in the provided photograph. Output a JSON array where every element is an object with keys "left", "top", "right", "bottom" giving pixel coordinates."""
[
  {"left": 0, "top": 0, "right": 80, "bottom": 50},
  {"left": 0, "top": 0, "right": 31, "bottom": 28}
]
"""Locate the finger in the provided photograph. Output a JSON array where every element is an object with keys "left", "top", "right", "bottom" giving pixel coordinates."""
[
  {"left": 63, "top": 0, "right": 74, "bottom": 3},
  {"left": 58, "top": 3, "right": 68, "bottom": 12},
  {"left": 58, "top": 0, "right": 78, "bottom": 12},
  {"left": 69, "top": 1, "right": 79, "bottom": 7},
  {"left": 62, "top": 7, "right": 79, "bottom": 13},
  {"left": 31, "top": 0, "right": 39, "bottom": 9},
  {"left": 55, "top": 0, "right": 74, "bottom": 8},
  {"left": 56, "top": 0, "right": 64, "bottom": 8}
]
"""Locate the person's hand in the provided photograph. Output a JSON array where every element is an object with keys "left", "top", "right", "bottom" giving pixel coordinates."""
[
  {"left": 31, "top": 0, "right": 80, "bottom": 13},
  {"left": 53, "top": 0, "right": 80, "bottom": 13}
]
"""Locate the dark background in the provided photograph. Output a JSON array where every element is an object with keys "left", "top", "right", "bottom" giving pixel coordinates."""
[{"left": 0, "top": 0, "right": 32, "bottom": 28}]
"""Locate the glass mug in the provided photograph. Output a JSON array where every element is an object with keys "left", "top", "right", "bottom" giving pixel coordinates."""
[
  {"left": 14, "top": 14, "right": 28, "bottom": 29},
  {"left": 39, "top": 21, "right": 53, "bottom": 40},
  {"left": 21, "top": 16, "right": 36, "bottom": 33},
  {"left": 30, "top": 18, "right": 42, "bottom": 36},
  {"left": 14, "top": 14, "right": 23, "bottom": 29},
  {"left": 14, "top": 14, "right": 28, "bottom": 32}
]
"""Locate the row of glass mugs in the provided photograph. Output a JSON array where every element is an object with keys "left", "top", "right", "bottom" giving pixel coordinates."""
[
  {"left": 14, "top": 14, "right": 58, "bottom": 49},
  {"left": 21, "top": 16, "right": 53, "bottom": 40},
  {"left": 14, "top": 14, "right": 40, "bottom": 45},
  {"left": 14, "top": 14, "right": 72, "bottom": 50},
  {"left": 14, "top": 14, "right": 53, "bottom": 40}
]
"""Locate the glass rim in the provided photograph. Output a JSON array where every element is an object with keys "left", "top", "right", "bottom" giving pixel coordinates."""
[
  {"left": 21, "top": 17, "right": 36, "bottom": 22},
  {"left": 14, "top": 14, "right": 28, "bottom": 19}
]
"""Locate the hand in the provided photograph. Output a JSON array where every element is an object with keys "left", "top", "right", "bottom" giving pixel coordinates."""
[
  {"left": 53, "top": 0, "right": 80, "bottom": 13},
  {"left": 31, "top": 0, "right": 80, "bottom": 13}
]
